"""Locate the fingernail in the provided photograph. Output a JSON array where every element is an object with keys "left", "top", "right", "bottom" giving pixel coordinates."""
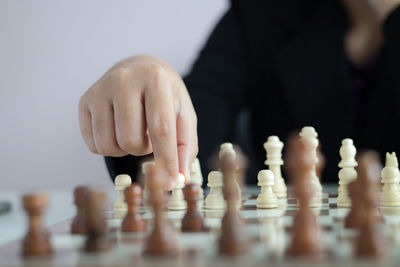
[{"left": 164, "top": 177, "right": 176, "bottom": 191}]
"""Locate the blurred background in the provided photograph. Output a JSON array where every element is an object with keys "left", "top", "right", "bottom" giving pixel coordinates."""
[{"left": 0, "top": 0, "right": 228, "bottom": 190}]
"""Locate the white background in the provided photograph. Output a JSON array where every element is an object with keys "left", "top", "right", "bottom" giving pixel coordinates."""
[{"left": 0, "top": 0, "right": 228, "bottom": 190}]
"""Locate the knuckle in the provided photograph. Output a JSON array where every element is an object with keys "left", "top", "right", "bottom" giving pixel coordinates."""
[
  {"left": 96, "top": 143, "right": 117, "bottom": 156},
  {"left": 115, "top": 67, "right": 132, "bottom": 82},
  {"left": 118, "top": 135, "right": 143, "bottom": 154}
]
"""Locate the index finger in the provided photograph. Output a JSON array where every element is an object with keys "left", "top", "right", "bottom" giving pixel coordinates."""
[{"left": 144, "top": 74, "right": 179, "bottom": 190}]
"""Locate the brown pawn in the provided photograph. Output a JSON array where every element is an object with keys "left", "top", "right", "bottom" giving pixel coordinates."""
[
  {"left": 218, "top": 151, "right": 250, "bottom": 255},
  {"left": 288, "top": 137, "right": 324, "bottom": 257},
  {"left": 355, "top": 151, "right": 385, "bottom": 257},
  {"left": 181, "top": 183, "right": 206, "bottom": 232},
  {"left": 344, "top": 179, "right": 364, "bottom": 229},
  {"left": 121, "top": 183, "right": 146, "bottom": 232},
  {"left": 71, "top": 186, "right": 88, "bottom": 234},
  {"left": 144, "top": 164, "right": 179, "bottom": 255},
  {"left": 84, "top": 189, "right": 111, "bottom": 252},
  {"left": 22, "top": 193, "right": 53, "bottom": 257}
]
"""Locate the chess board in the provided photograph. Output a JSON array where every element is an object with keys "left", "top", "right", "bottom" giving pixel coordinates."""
[{"left": 1, "top": 186, "right": 400, "bottom": 267}]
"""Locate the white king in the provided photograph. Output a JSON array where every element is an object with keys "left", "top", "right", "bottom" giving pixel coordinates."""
[
  {"left": 380, "top": 152, "right": 400, "bottom": 206},
  {"left": 264, "top": 136, "right": 287, "bottom": 198}
]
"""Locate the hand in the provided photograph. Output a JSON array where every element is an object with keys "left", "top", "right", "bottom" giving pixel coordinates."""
[
  {"left": 367, "top": 0, "right": 400, "bottom": 21},
  {"left": 79, "top": 55, "right": 198, "bottom": 189}
]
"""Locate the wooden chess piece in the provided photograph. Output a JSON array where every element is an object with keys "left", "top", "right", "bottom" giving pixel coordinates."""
[
  {"left": 22, "top": 192, "right": 53, "bottom": 257},
  {"left": 181, "top": 183, "right": 206, "bottom": 232},
  {"left": 121, "top": 183, "right": 146, "bottom": 232},
  {"left": 144, "top": 164, "right": 180, "bottom": 255},
  {"left": 288, "top": 137, "right": 325, "bottom": 257},
  {"left": 355, "top": 151, "right": 385, "bottom": 257},
  {"left": 344, "top": 179, "right": 364, "bottom": 229},
  {"left": 84, "top": 189, "right": 111, "bottom": 252},
  {"left": 218, "top": 151, "right": 250, "bottom": 254},
  {"left": 71, "top": 186, "right": 88, "bottom": 234}
]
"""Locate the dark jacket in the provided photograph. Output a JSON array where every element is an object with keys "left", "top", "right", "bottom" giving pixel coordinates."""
[{"left": 106, "top": 0, "right": 400, "bottom": 185}]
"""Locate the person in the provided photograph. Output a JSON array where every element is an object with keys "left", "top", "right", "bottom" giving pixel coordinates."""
[{"left": 78, "top": 0, "right": 400, "bottom": 188}]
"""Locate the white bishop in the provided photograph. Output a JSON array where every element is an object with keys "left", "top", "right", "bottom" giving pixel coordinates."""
[
  {"left": 380, "top": 152, "right": 400, "bottom": 206},
  {"left": 337, "top": 139, "right": 358, "bottom": 207}
]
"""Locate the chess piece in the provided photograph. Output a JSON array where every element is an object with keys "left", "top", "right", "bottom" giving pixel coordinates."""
[
  {"left": 205, "top": 171, "right": 226, "bottom": 209},
  {"left": 22, "top": 192, "right": 53, "bottom": 257},
  {"left": 181, "top": 183, "right": 206, "bottom": 232},
  {"left": 113, "top": 174, "right": 132, "bottom": 215},
  {"left": 256, "top": 170, "right": 278, "bottom": 209},
  {"left": 264, "top": 136, "right": 287, "bottom": 198},
  {"left": 71, "top": 186, "right": 88, "bottom": 234},
  {"left": 344, "top": 179, "right": 364, "bottom": 229},
  {"left": 288, "top": 137, "right": 324, "bottom": 256},
  {"left": 141, "top": 161, "right": 155, "bottom": 204},
  {"left": 121, "top": 183, "right": 146, "bottom": 232},
  {"left": 218, "top": 143, "right": 242, "bottom": 206},
  {"left": 144, "top": 164, "right": 180, "bottom": 255},
  {"left": 218, "top": 152, "right": 250, "bottom": 254},
  {"left": 337, "top": 139, "right": 358, "bottom": 207},
  {"left": 356, "top": 152, "right": 385, "bottom": 257},
  {"left": 85, "top": 189, "right": 111, "bottom": 252},
  {"left": 380, "top": 152, "right": 400, "bottom": 206},
  {"left": 168, "top": 173, "right": 187, "bottom": 210},
  {"left": 190, "top": 158, "right": 204, "bottom": 200},
  {"left": 299, "top": 126, "right": 322, "bottom": 207}
]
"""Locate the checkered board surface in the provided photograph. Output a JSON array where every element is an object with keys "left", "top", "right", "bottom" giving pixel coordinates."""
[{"left": 2, "top": 189, "right": 400, "bottom": 266}]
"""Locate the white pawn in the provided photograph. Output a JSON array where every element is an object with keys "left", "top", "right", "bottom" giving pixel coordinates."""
[
  {"left": 264, "top": 136, "right": 287, "bottom": 198},
  {"left": 337, "top": 139, "right": 358, "bottom": 207},
  {"left": 380, "top": 152, "right": 400, "bottom": 206},
  {"left": 190, "top": 158, "right": 204, "bottom": 200},
  {"left": 205, "top": 171, "right": 226, "bottom": 209},
  {"left": 299, "top": 126, "right": 322, "bottom": 207},
  {"left": 113, "top": 174, "right": 132, "bottom": 214},
  {"left": 257, "top": 170, "right": 278, "bottom": 209},
  {"left": 141, "top": 161, "right": 155, "bottom": 204},
  {"left": 218, "top": 142, "right": 242, "bottom": 205},
  {"left": 168, "top": 173, "right": 186, "bottom": 210}
]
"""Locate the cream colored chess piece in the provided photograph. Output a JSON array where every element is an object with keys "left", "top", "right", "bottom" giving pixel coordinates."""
[
  {"left": 299, "top": 126, "right": 322, "bottom": 207},
  {"left": 141, "top": 161, "right": 155, "bottom": 204},
  {"left": 205, "top": 171, "right": 225, "bottom": 209},
  {"left": 190, "top": 158, "right": 204, "bottom": 200},
  {"left": 168, "top": 173, "right": 186, "bottom": 210},
  {"left": 113, "top": 174, "right": 132, "bottom": 214},
  {"left": 257, "top": 170, "right": 278, "bottom": 209},
  {"left": 337, "top": 139, "right": 358, "bottom": 207},
  {"left": 218, "top": 143, "right": 242, "bottom": 206},
  {"left": 380, "top": 152, "right": 400, "bottom": 206},
  {"left": 264, "top": 136, "right": 287, "bottom": 198}
]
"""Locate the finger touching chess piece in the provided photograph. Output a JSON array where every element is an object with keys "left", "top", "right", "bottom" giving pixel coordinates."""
[
  {"left": 121, "top": 183, "right": 146, "bottom": 232},
  {"left": 22, "top": 192, "right": 53, "bottom": 257},
  {"left": 71, "top": 186, "right": 88, "bottom": 234},
  {"left": 181, "top": 183, "right": 206, "bottom": 232}
]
